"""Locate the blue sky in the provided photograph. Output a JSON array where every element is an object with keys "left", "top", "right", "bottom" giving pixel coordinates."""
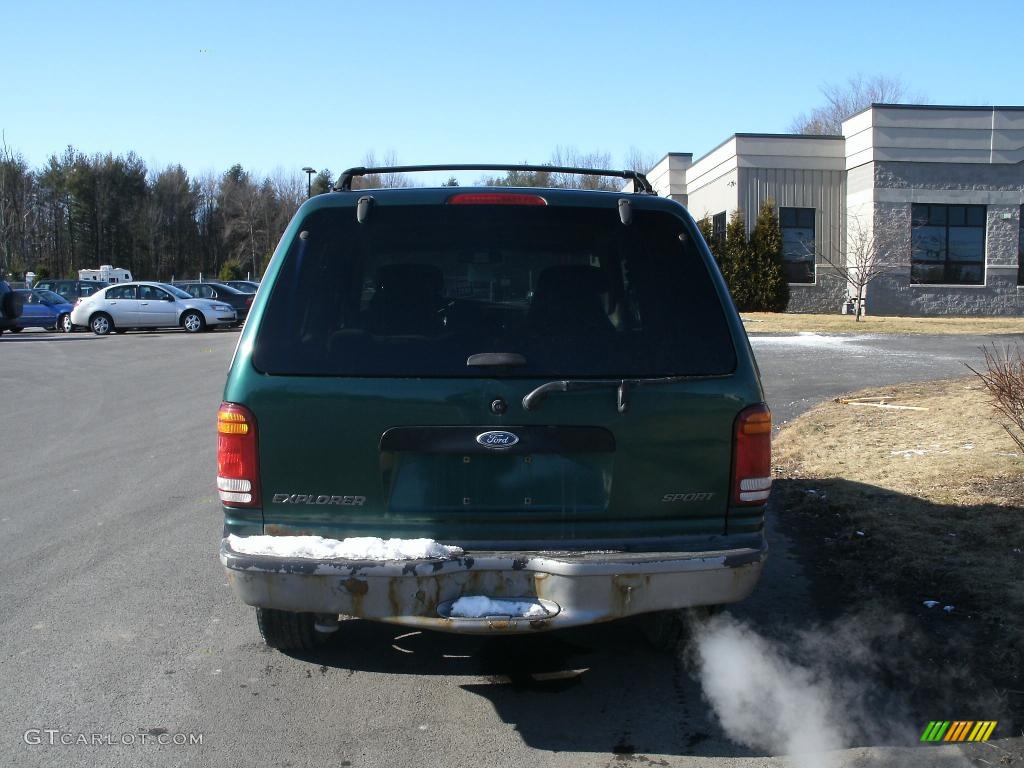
[{"left": 3, "top": 0, "right": 1023, "bottom": 184}]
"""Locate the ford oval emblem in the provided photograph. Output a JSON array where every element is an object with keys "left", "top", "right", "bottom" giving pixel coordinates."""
[{"left": 476, "top": 430, "right": 520, "bottom": 449}]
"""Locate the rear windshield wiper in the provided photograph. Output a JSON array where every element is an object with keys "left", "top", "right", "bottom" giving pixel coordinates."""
[{"left": 522, "top": 377, "right": 698, "bottom": 413}]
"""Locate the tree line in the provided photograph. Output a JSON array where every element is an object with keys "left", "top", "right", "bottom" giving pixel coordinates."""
[
  {"left": 0, "top": 145, "right": 656, "bottom": 283},
  {"left": 0, "top": 142, "right": 306, "bottom": 283}
]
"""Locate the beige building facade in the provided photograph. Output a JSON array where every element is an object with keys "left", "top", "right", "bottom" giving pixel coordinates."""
[{"left": 648, "top": 104, "right": 1024, "bottom": 316}]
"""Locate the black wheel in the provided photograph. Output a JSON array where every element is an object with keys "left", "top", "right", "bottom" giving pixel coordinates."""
[
  {"left": 59, "top": 314, "right": 73, "bottom": 333},
  {"left": 256, "top": 608, "right": 326, "bottom": 651},
  {"left": 637, "top": 606, "right": 723, "bottom": 652},
  {"left": 90, "top": 313, "right": 113, "bottom": 336},
  {"left": 181, "top": 310, "right": 205, "bottom": 333},
  {"left": 10, "top": 327, "right": 22, "bottom": 334}
]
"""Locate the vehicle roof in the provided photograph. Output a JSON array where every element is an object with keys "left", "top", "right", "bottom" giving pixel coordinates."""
[
  {"left": 174, "top": 280, "right": 244, "bottom": 291},
  {"left": 40, "top": 278, "right": 109, "bottom": 284}
]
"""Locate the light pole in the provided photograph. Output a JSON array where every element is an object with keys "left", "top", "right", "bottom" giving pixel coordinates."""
[{"left": 302, "top": 167, "right": 317, "bottom": 198}]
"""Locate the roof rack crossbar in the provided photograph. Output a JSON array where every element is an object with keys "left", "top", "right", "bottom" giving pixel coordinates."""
[{"left": 333, "top": 164, "right": 655, "bottom": 194}]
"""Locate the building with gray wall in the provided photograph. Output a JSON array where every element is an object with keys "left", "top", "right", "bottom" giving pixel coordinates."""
[{"left": 648, "top": 104, "right": 1024, "bottom": 316}]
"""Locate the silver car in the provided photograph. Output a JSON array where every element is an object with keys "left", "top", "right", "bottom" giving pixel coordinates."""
[{"left": 70, "top": 281, "right": 237, "bottom": 335}]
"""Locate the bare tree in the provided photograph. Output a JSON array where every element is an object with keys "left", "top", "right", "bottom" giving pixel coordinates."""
[
  {"left": 813, "top": 209, "right": 910, "bottom": 321},
  {"left": 623, "top": 146, "right": 656, "bottom": 175},
  {"left": 548, "top": 147, "right": 617, "bottom": 190},
  {"left": 791, "top": 75, "right": 923, "bottom": 135},
  {"left": 353, "top": 151, "right": 412, "bottom": 189}
]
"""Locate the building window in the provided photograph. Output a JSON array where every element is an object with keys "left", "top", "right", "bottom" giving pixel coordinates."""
[
  {"left": 911, "top": 204, "right": 985, "bottom": 285},
  {"left": 712, "top": 211, "right": 726, "bottom": 246},
  {"left": 780, "top": 207, "right": 815, "bottom": 284}
]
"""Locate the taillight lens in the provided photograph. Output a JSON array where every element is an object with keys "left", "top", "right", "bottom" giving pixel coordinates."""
[
  {"left": 447, "top": 193, "right": 547, "bottom": 206},
  {"left": 217, "top": 403, "right": 260, "bottom": 507},
  {"left": 731, "top": 404, "right": 772, "bottom": 505}
]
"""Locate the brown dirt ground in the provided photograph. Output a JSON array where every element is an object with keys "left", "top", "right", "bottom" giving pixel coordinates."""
[
  {"left": 773, "top": 377, "right": 1024, "bottom": 734},
  {"left": 743, "top": 312, "right": 1024, "bottom": 335}
]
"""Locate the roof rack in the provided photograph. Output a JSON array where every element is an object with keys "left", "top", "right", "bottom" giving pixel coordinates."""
[{"left": 333, "top": 164, "right": 655, "bottom": 195}]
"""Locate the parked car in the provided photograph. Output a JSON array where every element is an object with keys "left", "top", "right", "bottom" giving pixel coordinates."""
[
  {"left": 171, "top": 281, "right": 252, "bottom": 323},
  {"left": 7, "top": 289, "right": 75, "bottom": 333},
  {"left": 33, "top": 279, "right": 110, "bottom": 303},
  {"left": 0, "top": 276, "right": 23, "bottom": 335},
  {"left": 222, "top": 280, "right": 261, "bottom": 294},
  {"left": 218, "top": 164, "right": 771, "bottom": 652},
  {"left": 70, "top": 281, "right": 237, "bottom": 335}
]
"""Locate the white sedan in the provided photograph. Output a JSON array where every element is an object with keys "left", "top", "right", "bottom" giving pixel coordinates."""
[{"left": 70, "top": 281, "right": 238, "bottom": 335}]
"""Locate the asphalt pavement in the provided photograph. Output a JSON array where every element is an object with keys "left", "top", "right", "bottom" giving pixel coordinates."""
[{"left": 0, "top": 327, "right": 1012, "bottom": 768}]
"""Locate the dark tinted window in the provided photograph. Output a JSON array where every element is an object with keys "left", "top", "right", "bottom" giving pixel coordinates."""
[
  {"left": 712, "top": 211, "right": 726, "bottom": 245},
  {"left": 253, "top": 204, "right": 736, "bottom": 378},
  {"left": 911, "top": 203, "right": 985, "bottom": 285},
  {"left": 106, "top": 285, "right": 137, "bottom": 299},
  {"left": 139, "top": 285, "right": 170, "bottom": 301},
  {"left": 780, "top": 207, "right": 815, "bottom": 284}
]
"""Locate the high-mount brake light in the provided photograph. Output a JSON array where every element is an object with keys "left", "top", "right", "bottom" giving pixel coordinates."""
[
  {"left": 447, "top": 193, "right": 547, "bottom": 206},
  {"left": 217, "top": 403, "right": 260, "bottom": 507},
  {"left": 731, "top": 404, "right": 772, "bottom": 505}
]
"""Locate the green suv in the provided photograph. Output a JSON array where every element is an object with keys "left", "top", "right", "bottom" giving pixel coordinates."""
[{"left": 219, "top": 164, "right": 770, "bottom": 650}]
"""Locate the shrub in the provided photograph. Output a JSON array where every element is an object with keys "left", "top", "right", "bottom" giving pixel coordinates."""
[
  {"left": 967, "top": 344, "right": 1024, "bottom": 452},
  {"left": 218, "top": 260, "right": 243, "bottom": 282}
]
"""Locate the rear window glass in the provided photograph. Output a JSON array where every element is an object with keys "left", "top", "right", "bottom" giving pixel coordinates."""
[{"left": 252, "top": 204, "right": 736, "bottom": 378}]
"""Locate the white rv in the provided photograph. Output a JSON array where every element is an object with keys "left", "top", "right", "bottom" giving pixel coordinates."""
[{"left": 79, "top": 265, "right": 133, "bottom": 284}]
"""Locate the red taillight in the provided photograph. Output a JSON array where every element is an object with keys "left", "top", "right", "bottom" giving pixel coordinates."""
[
  {"left": 731, "top": 404, "right": 772, "bottom": 505},
  {"left": 217, "top": 403, "right": 260, "bottom": 508},
  {"left": 447, "top": 193, "right": 547, "bottom": 206}
]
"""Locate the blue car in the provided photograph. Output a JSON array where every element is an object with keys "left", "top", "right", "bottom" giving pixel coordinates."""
[{"left": 10, "top": 289, "right": 76, "bottom": 333}]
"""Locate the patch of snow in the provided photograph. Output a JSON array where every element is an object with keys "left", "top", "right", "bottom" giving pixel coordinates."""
[
  {"left": 923, "top": 600, "right": 940, "bottom": 608},
  {"left": 449, "top": 596, "right": 549, "bottom": 619},
  {"left": 891, "top": 449, "right": 929, "bottom": 459},
  {"left": 943, "top": 605, "right": 955, "bottom": 613},
  {"left": 228, "top": 534, "right": 463, "bottom": 560},
  {"left": 855, "top": 531, "right": 865, "bottom": 537},
  {"left": 750, "top": 332, "right": 873, "bottom": 349},
  {"left": 961, "top": 443, "right": 975, "bottom": 451}
]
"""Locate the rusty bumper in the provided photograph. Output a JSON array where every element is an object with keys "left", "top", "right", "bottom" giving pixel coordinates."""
[{"left": 220, "top": 537, "right": 767, "bottom": 634}]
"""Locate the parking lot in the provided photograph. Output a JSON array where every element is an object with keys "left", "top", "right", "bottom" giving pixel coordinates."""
[{"left": 0, "top": 327, "right": 1011, "bottom": 767}]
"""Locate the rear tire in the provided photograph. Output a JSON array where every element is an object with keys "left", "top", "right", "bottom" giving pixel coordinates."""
[
  {"left": 256, "top": 608, "right": 326, "bottom": 651},
  {"left": 90, "top": 313, "right": 113, "bottom": 336},
  {"left": 181, "top": 310, "right": 205, "bottom": 333}
]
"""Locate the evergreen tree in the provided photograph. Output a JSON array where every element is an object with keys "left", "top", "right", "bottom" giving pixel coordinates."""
[
  {"left": 722, "top": 210, "right": 751, "bottom": 310},
  {"left": 748, "top": 199, "right": 790, "bottom": 312}
]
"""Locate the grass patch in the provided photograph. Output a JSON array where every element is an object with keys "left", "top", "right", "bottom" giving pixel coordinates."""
[
  {"left": 742, "top": 312, "right": 1024, "bottom": 335},
  {"left": 773, "top": 377, "right": 1024, "bottom": 724}
]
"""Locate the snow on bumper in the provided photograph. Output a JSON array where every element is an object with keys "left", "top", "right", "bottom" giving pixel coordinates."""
[{"left": 220, "top": 536, "right": 767, "bottom": 634}]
